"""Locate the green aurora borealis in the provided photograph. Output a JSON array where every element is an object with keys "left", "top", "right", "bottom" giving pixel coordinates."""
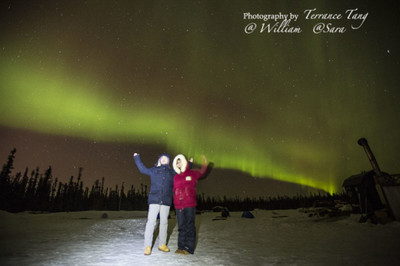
[{"left": 1, "top": 0, "right": 399, "bottom": 195}]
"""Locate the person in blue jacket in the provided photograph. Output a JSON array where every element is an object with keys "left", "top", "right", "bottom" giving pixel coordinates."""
[{"left": 133, "top": 152, "right": 190, "bottom": 255}]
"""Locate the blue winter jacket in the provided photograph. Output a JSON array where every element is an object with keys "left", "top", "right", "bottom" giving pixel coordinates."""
[{"left": 134, "top": 154, "right": 176, "bottom": 206}]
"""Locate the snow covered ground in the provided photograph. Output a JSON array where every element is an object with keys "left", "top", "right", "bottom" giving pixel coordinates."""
[{"left": 1, "top": 209, "right": 399, "bottom": 266}]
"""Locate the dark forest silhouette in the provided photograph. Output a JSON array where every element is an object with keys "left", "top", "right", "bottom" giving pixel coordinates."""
[{"left": 0, "top": 149, "right": 347, "bottom": 213}]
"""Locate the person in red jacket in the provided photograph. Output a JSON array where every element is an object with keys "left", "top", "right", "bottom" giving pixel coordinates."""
[{"left": 172, "top": 154, "right": 207, "bottom": 255}]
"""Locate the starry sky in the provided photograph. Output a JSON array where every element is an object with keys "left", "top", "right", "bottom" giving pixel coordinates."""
[{"left": 1, "top": 0, "right": 399, "bottom": 197}]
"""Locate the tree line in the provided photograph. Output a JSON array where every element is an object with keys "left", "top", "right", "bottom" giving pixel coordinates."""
[{"left": 0, "top": 149, "right": 347, "bottom": 213}]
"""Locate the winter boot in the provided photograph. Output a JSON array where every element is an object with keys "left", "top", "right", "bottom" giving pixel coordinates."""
[
  {"left": 144, "top": 246, "right": 151, "bottom": 255},
  {"left": 175, "top": 249, "right": 184, "bottom": 254},
  {"left": 158, "top": 244, "right": 170, "bottom": 252},
  {"left": 175, "top": 249, "right": 190, "bottom": 255}
]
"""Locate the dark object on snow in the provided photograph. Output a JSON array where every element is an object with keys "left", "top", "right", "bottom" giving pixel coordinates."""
[
  {"left": 343, "top": 138, "right": 400, "bottom": 222},
  {"left": 212, "top": 206, "right": 230, "bottom": 217},
  {"left": 241, "top": 211, "right": 254, "bottom": 219},
  {"left": 212, "top": 217, "right": 227, "bottom": 221},
  {"left": 272, "top": 215, "right": 288, "bottom": 218},
  {"left": 101, "top": 213, "right": 108, "bottom": 219},
  {"left": 221, "top": 208, "right": 230, "bottom": 217}
]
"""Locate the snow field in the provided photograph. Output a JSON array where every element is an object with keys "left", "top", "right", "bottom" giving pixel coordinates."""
[{"left": 1, "top": 209, "right": 400, "bottom": 265}]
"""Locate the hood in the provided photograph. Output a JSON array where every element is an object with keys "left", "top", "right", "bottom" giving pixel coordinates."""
[
  {"left": 173, "top": 154, "right": 188, "bottom": 174},
  {"left": 156, "top": 153, "right": 171, "bottom": 167}
]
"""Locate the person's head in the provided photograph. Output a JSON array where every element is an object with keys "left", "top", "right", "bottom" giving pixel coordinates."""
[
  {"left": 160, "top": 155, "right": 169, "bottom": 165},
  {"left": 173, "top": 154, "right": 188, "bottom": 174},
  {"left": 156, "top": 154, "right": 170, "bottom": 167},
  {"left": 176, "top": 158, "right": 182, "bottom": 169}
]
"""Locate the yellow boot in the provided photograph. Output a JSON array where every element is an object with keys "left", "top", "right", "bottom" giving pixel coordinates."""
[
  {"left": 158, "top": 244, "right": 170, "bottom": 252},
  {"left": 175, "top": 249, "right": 190, "bottom": 255},
  {"left": 144, "top": 246, "right": 151, "bottom": 255}
]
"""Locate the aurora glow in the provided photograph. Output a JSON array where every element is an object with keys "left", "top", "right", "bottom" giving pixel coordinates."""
[{"left": 1, "top": 0, "right": 399, "bottom": 195}]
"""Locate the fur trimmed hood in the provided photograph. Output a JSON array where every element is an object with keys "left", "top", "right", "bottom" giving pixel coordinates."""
[{"left": 173, "top": 154, "right": 188, "bottom": 174}]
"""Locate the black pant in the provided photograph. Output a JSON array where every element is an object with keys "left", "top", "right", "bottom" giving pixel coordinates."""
[{"left": 176, "top": 207, "right": 196, "bottom": 254}]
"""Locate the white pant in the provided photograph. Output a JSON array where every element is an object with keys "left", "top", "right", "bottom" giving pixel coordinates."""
[{"left": 144, "top": 204, "right": 170, "bottom": 248}]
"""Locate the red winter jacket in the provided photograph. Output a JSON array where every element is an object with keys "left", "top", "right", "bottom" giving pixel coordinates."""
[{"left": 172, "top": 154, "right": 207, "bottom": 209}]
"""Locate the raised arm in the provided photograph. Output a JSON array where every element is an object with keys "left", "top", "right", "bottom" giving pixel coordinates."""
[
  {"left": 199, "top": 155, "right": 208, "bottom": 176},
  {"left": 188, "top": 157, "right": 194, "bottom": 170},
  {"left": 133, "top": 153, "right": 152, "bottom": 176}
]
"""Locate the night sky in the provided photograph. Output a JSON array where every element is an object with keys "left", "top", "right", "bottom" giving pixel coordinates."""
[{"left": 1, "top": 0, "right": 399, "bottom": 197}]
